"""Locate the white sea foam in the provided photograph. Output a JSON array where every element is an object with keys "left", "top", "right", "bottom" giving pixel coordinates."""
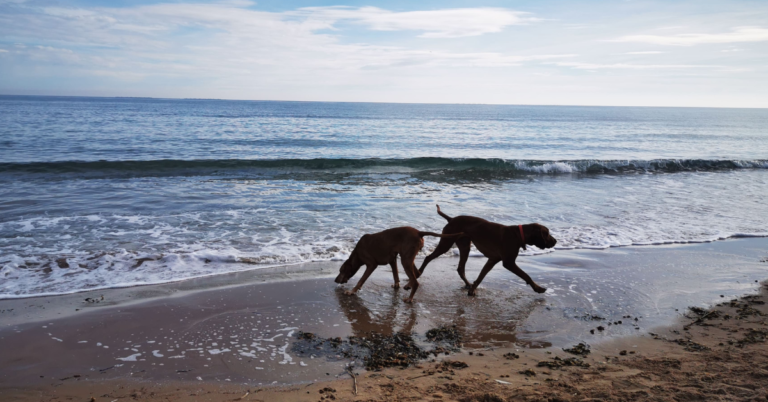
[
  {"left": 116, "top": 353, "right": 141, "bottom": 361},
  {"left": 1, "top": 169, "right": 767, "bottom": 299}
]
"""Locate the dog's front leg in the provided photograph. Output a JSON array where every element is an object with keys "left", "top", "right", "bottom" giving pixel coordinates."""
[
  {"left": 345, "top": 264, "right": 377, "bottom": 295},
  {"left": 503, "top": 259, "right": 547, "bottom": 294}
]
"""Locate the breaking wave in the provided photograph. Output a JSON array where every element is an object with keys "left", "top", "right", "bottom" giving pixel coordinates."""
[{"left": 1, "top": 158, "right": 766, "bottom": 181}]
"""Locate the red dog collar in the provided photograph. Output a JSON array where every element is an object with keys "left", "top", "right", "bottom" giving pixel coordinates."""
[{"left": 519, "top": 224, "right": 525, "bottom": 245}]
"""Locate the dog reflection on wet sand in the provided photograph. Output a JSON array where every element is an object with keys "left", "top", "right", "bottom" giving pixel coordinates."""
[{"left": 333, "top": 287, "right": 416, "bottom": 338}]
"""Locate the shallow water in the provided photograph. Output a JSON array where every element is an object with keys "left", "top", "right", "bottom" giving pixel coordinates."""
[{"left": 1, "top": 96, "right": 767, "bottom": 297}]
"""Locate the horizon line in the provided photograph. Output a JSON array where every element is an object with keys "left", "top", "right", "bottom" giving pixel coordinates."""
[{"left": 0, "top": 93, "right": 766, "bottom": 110}]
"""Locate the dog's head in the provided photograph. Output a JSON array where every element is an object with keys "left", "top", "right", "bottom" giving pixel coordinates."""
[
  {"left": 334, "top": 257, "right": 361, "bottom": 284},
  {"left": 521, "top": 223, "right": 558, "bottom": 250}
]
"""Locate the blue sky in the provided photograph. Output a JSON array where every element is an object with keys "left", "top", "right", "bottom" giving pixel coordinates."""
[{"left": 1, "top": 0, "right": 767, "bottom": 107}]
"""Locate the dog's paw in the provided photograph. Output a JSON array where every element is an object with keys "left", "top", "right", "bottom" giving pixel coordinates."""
[
  {"left": 403, "top": 284, "right": 411, "bottom": 290},
  {"left": 533, "top": 285, "right": 547, "bottom": 294},
  {"left": 467, "top": 287, "right": 477, "bottom": 296},
  {"left": 344, "top": 290, "right": 357, "bottom": 296},
  {"left": 392, "top": 283, "right": 400, "bottom": 289},
  {"left": 402, "top": 297, "right": 413, "bottom": 303}
]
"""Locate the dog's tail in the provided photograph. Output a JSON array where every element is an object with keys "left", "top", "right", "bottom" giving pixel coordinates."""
[
  {"left": 418, "top": 231, "right": 464, "bottom": 239},
  {"left": 436, "top": 204, "right": 452, "bottom": 222}
]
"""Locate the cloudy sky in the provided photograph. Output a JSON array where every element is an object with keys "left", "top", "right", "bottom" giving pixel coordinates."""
[{"left": 1, "top": 0, "right": 766, "bottom": 107}]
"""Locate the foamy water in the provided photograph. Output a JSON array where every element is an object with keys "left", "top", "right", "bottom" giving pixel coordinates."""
[{"left": 1, "top": 96, "right": 767, "bottom": 298}]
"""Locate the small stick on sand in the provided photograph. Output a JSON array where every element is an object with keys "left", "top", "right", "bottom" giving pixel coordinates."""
[
  {"left": 684, "top": 310, "right": 717, "bottom": 330},
  {"left": 346, "top": 367, "right": 358, "bottom": 395},
  {"left": 238, "top": 391, "right": 249, "bottom": 400}
]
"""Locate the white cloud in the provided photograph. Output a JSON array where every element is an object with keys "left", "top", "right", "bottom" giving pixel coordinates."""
[
  {"left": 293, "top": 6, "right": 532, "bottom": 38},
  {"left": 0, "top": 1, "right": 553, "bottom": 77},
  {"left": 613, "top": 27, "right": 768, "bottom": 46},
  {"left": 0, "top": 49, "right": 8, "bottom": 53},
  {"left": 622, "top": 51, "right": 666, "bottom": 55},
  {"left": 553, "top": 62, "right": 718, "bottom": 70}
]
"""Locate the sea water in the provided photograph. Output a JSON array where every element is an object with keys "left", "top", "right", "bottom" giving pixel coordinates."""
[{"left": 1, "top": 96, "right": 767, "bottom": 298}]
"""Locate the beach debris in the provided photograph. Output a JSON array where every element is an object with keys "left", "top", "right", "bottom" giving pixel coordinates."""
[
  {"left": 537, "top": 356, "right": 590, "bottom": 369},
  {"left": 361, "top": 332, "right": 429, "bottom": 370},
  {"left": 519, "top": 369, "right": 536, "bottom": 376},
  {"left": 409, "top": 360, "right": 467, "bottom": 380},
  {"left": 619, "top": 350, "right": 627, "bottom": 356},
  {"left": 576, "top": 313, "right": 605, "bottom": 321},
  {"left": 596, "top": 326, "right": 605, "bottom": 331},
  {"left": 673, "top": 339, "right": 710, "bottom": 352},
  {"left": 502, "top": 352, "right": 519, "bottom": 360},
  {"left": 238, "top": 391, "right": 249, "bottom": 400},
  {"left": 459, "top": 393, "right": 506, "bottom": 402},
  {"left": 55, "top": 258, "right": 69, "bottom": 268},
  {"left": 293, "top": 326, "right": 464, "bottom": 371},
  {"left": 346, "top": 367, "right": 357, "bottom": 395},
  {"left": 736, "top": 328, "right": 768, "bottom": 347},
  {"left": 84, "top": 295, "right": 104, "bottom": 304},
  {"left": 319, "top": 387, "right": 337, "bottom": 400},
  {"left": 438, "top": 360, "right": 469, "bottom": 370},
  {"left": 562, "top": 342, "right": 590, "bottom": 357},
  {"left": 494, "top": 379, "right": 512, "bottom": 384},
  {"left": 683, "top": 306, "right": 722, "bottom": 329},
  {"left": 296, "top": 331, "right": 317, "bottom": 341},
  {"left": 425, "top": 325, "right": 463, "bottom": 349}
]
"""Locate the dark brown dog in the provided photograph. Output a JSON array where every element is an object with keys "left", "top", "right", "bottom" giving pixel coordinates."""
[
  {"left": 335, "top": 226, "right": 463, "bottom": 303},
  {"left": 417, "top": 205, "right": 557, "bottom": 296}
]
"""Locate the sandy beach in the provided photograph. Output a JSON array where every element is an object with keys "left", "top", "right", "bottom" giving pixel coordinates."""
[{"left": 1, "top": 238, "right": 767, "bottom": 401}]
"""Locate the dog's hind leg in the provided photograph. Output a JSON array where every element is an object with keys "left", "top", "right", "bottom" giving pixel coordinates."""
[
  {"left": 455, "top": 236, "right": 472, "bottom": 289},
  {"left": 468, "top": 258, "right": 500, "bottom": 296},
  {"left": 345, "top": 263, "right": 377, "bottom": 295},
  {"left": 503, "top": 259, "right": 547, "bottom": 294},
  {"left": 400, "top": 252, "right": 420, "bottom": 303},
  {"left": 389, "top": 258, "right": 400, "bottom": 289}
]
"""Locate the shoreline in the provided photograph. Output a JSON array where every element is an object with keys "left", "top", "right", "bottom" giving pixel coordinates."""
[
  {"left": 4, "top": 233, "right": 767, "bottom": 302},
  {"left": 3, "top": 238, "right": 766, "bottom": 327},
  {"left": 1, "top": 238, "right": 766, "bottom": 400}
]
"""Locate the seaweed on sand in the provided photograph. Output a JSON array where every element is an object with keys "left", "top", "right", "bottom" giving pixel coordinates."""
[
  {"left": 562, "top": 342, "right": 591, "bottom": 357},
  {"left": 292, "top": 326, "right": 465, "bottom": 371},
  {"left": 537, "top": 356, "right": 591, "bottom": 369}
]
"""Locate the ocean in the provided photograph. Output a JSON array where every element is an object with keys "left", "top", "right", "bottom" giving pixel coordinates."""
[{"left": 1, "top": 95, "right": 767, "bottom": 298}]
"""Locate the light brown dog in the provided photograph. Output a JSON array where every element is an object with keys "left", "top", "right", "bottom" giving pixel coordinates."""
[
  {"left": 417, "top": 205, "right": 557, "bottom": 296},
  {"left": 334, "top": 226, "right": 463, "bottom": 303}
]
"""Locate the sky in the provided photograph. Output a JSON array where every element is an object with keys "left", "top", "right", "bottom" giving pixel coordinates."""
[{"left": 0, "top": 0, "right": 767, "bottom": 107}]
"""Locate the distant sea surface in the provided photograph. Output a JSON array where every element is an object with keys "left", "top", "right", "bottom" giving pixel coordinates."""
[{"left": 1, "top": 95, "right": 767, "bottom": 298}]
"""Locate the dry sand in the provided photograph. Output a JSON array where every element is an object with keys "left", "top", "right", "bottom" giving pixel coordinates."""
[{"left": 2, "top": 239, "right": 767, "bottom": 401}]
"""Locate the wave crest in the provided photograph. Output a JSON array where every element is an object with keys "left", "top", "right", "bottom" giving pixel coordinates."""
[{"left": 1, "top": 158, "right": 766, "bottom": 181}]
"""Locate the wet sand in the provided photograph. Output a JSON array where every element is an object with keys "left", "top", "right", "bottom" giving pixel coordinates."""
[{"left": 0, "top": 239, "right": 766, "bottom": 400}]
